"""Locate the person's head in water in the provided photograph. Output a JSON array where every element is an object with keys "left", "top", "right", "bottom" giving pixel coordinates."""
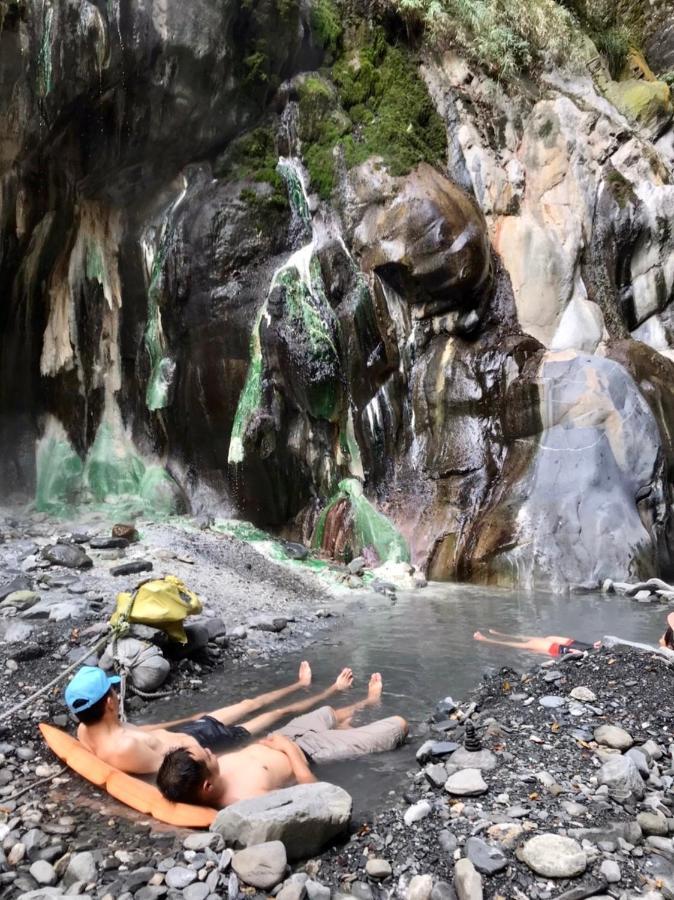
[
  {"left": 64, "top": 666, "right": 121, "bottom": 725},
  {"left": 157, "top": 746, "right": 225, "bottom": 806}
]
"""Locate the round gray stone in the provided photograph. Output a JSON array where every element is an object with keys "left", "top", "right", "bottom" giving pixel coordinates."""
[
  {"left": 29, "top": 860, "right": 57, "bottom": 886},
  {"left": 594, "top": 725, "right": 633, "bottom": 750},
  {"left": 520, "top": 834, "right": 587, "bottom": 878},
  {"left": 165, "top": 866, "right": 198, "bottom": 889},
  {"left": 232, "top": 841, "right": 287, "bottom": 890},
  {"left": 539, "top": 695, "right": 565, "bottom": 709},
  {"left": 184, "top": 883, "right": 211, "bottom": 900},
  {"left": 365, "top": 858, "right": 392, "bottom": 880}
]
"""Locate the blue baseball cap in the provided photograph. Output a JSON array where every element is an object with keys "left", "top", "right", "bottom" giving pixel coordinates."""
[{"left": 65, "top": 666, "right": 121, "bottom": 714}]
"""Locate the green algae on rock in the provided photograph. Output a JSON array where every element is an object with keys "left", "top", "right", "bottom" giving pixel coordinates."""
[
  {"left": 35, "top": 418, "right": 84, "bottom": 515},
  {"left": 313, "top": 478, "right": 410, "bottom": 564}
]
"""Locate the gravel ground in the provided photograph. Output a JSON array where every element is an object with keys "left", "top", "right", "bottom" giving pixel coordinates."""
[{"left": 316, "top": 645, "right": 674, "bottom": 900}]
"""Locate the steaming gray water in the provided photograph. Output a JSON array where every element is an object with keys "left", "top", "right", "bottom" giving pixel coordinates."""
[{"left": 144, "top": 584, "right": 667, "bottom": 818}]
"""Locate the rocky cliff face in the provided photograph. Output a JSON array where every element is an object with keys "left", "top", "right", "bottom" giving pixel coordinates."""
[{"left": 2, "top": 0, "right": 674, "bottom": 590}]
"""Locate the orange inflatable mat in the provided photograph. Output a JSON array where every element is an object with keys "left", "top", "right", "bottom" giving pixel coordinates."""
[{"left": 39, "top": 723, "right": 216, "bottom": 829}]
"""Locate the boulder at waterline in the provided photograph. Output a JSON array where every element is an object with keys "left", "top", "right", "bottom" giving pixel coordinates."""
[{"left": 211, "top": 782, "right": 352, "bottom": 859}]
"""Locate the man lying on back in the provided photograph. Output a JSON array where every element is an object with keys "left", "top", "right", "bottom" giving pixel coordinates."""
[
  {"left": 64, "top": 662, "right": 354, "bottom": 774},
  {"left": 157, "top": 674, "right": 408, "bottom": 806}
]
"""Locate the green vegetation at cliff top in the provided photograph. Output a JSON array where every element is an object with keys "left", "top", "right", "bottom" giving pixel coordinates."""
[{"left": 388, "top": 0, "right": 644, "bottom": 80}]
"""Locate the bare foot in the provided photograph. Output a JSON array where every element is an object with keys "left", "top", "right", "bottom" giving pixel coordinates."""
[
  {"left": 473, "top": 631, "right": 485, "bottom": 641},
  {"left": 335, "top": 667, "right": 353, "bottom": 691},
  {"left": 367, "top": 672, "right": 383, "bottom": 705},
  {"left": 298, "top": 661, "right": 312, "bottom": 687}
]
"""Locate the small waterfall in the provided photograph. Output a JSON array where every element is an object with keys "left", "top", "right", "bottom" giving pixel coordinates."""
[
  {"left": 141, "top": 175, "right": 187, "bottom": 411},
  {"left": 228, "top": 156, "right": 331, "bottom": 464},
  {"left": 37, "top": 0, "right": 54, "bottom": 97}
]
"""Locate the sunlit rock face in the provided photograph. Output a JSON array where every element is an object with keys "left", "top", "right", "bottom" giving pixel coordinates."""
[
  {"left": 461, "top": 351, "right": 669, "bottom": 591},
  {"left": 353, "top": 163, "right": 492, "bottom": 319},
  {"left": 2, "top": 1, "right": 674, "bottom": 588}
]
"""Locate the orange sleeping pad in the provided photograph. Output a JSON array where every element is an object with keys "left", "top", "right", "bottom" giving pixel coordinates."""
[{"left": 39, "top": 723, "right": 216, "bottom": 829}]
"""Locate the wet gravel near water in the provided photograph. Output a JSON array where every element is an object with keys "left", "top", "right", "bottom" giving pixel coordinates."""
[{"left": 317, "top": 645, "right": 674, "bottom": 899}]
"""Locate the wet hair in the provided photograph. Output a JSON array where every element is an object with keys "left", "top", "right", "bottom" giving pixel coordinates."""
[
  {"left": 157, "top": 748, "right": 208, "bottom": 804},
  {"left": 72, "top": 688, "right": 112, "bottom": 725},
  {"left": 664, "top": 625, "right": 674, "bottom": 650}
]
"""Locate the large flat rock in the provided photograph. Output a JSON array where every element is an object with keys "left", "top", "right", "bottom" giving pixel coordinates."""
[{"left": 211, "top": 782, "right": 352, "bottom": 860}]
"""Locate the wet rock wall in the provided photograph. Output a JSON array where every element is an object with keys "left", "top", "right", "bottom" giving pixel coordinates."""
[{"left": 2, "top": 0, "right": 674, "bottom": 589}]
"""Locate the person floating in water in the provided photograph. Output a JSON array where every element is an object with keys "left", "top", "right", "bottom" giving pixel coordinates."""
[
  {"left": 473, "top": 629, "right": 601, "bottom": 657},
  {"left": 475, "top": 612, "right": 674, "bottom": 657},
  {"left": 156, "top": 672, "right": 408, "bottom": 807}
]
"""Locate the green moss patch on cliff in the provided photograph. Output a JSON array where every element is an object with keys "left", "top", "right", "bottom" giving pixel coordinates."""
[
  {"left": 311, "top": 0, "right": 343, "bottom": 56},
  {"left": 299, "top": 34, "right": 446, "bottom": 199},
  {"left": 216, "top": 126, "right": 289, "bottom": 212}
]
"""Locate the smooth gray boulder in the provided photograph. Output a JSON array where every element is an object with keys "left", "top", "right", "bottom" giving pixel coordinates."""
[
  {"left": 211, "top": 782, "right": 352, "bottom": 860},
  {"left": 599, "top": 754, "right": 645, "bottom": 803},
  {"left": 445, "top": 768, "right": 487, "bottom": 797},
  {"left": 448, "top": 747, "right": 497, "bottom": 771}
]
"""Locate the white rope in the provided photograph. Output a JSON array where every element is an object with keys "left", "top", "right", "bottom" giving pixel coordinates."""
[{"left": 0, "top": 631, "right": 112, "bottom": 724}]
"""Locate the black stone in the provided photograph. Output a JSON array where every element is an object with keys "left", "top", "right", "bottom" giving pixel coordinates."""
[
  {"left": 42, "top": 544, "right": 93, "bottom": 569},
  {"left": 281, "top": 541, "right": 309, "bottom": 560},
  {"left": 464, "top": 720, "right": 482, "bottom": 752},
  {"left": 89, "top": 537, "right": 130, "bottom": 549},
  {"left": 110, "top": 560, "right": 153, "bottom": 577}
]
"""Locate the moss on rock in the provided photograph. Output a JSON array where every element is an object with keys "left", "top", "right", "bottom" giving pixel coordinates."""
[
  {"left": 216, "top": 126, "right": 289, "bottom": 211},
  {"left": 299, "top": 32, "right": 446, "bottom": 199},
  {"left": 310, "top": 0, "right": 342, "bottom": 57},
  {"left": 607, "top": 77, "right": 672, "bottom": 130}
]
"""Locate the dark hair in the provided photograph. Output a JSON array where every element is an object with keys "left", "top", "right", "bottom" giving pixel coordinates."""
[
  {"left": 72, "top": 688, "right": 112, "bottom": 725},
  {"left": 665, "top": 625, "right": 674, "bottom": 650},
  {"left": 157, "top": 748, "right": 208, "bottom": 803}
]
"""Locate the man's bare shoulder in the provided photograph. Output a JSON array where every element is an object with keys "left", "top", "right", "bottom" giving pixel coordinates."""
[{"left": 98, "top": 730, "right": 162, "bottom": 773}]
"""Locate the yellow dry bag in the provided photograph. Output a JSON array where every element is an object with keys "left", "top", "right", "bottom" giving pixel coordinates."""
[{"left": 109, "top": 575, "right": 202, "bottom": 643}]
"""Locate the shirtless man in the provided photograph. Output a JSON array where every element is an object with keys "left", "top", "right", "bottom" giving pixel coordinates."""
[
  {"left": 157, "top": 674, "right": 408, "bottom": 807},
  {"left": 64, "top": 662, "right": 354, "bottom": 774}
]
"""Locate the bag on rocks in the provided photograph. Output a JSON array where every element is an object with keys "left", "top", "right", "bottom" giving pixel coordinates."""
[
  {"left": 100, "top": 637, "right": 170, "bottom": 692},
  {"left": 109, "top": 575, "right": 202, "bottom": 643}
]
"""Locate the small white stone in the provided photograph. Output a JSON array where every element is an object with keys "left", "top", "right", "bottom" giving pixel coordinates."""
[
  {"left": 570, "top": 686, "right": 596, "bottom": 703},
  {"left": 404, "top": 800, "right": 432, "bottom": 826}
]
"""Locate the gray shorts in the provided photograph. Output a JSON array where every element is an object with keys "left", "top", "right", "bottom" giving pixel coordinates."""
[{"left": 276, "top": 706, "right": 406, "bottom": 763}]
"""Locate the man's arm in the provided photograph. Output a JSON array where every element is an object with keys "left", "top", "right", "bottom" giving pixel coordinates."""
[
  {"left": 136, "top": 713, "right": 200, "bottom": 731},
  {"left": 260, "top": 734, "right": 317, "bottom": 785}
]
